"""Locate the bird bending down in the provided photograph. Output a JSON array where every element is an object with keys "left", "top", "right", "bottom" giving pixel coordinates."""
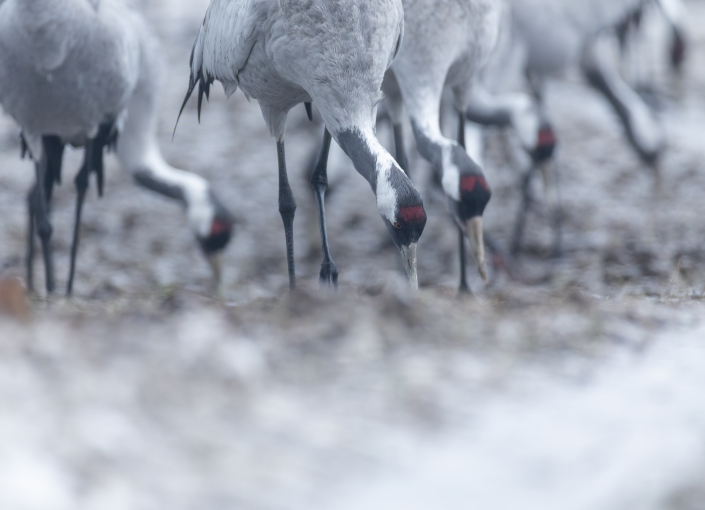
[
  {"left": 509, "top": 0, "right": 667, "bottom": 184},
  {"left": 180, "top": 0, "right": 426, "bottom": 290},
  {"left": 0, "top": 0, "right": 233, "bottom": 295},
  {"left": 382, "top": 0, "right": 523, "bottom": 292}
]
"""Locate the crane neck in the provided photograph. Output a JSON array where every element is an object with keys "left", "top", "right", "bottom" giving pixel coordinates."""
[{"left": 335, "top": 126, "right": 407, "bottom": 224}]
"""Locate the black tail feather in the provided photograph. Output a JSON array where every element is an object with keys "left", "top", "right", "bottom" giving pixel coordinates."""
[
  {"left": 197, "top": 76, "right": 212, "bottom": 123},
  {"left": 174, "top": 68, "right": 214, "bottom": 138},
  {"left": 174, "top": 73, "right": 200, "bottom": 140},
  {"left": 20, "top": 133, "right": 29, "bottom": 159},
  {"left": 42, "top": 136, "right": 65, "bottom": 203}
]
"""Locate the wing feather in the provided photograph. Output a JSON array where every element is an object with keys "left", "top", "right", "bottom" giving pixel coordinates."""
[{"left": 176, "top": 0, "right": 263, "bottom": 132}]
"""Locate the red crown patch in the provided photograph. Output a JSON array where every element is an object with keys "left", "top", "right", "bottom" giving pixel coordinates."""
[
  {"left": 537, "top": 127, "right": 556, "bottom": 147},
  {"left": 398, "top": 205, "right": 426, "bottom": 224},
  {"left": 460, "top": 175, "right": 490, "bottom": 194},
  {"left": 210, "top": 219, "right": 231, "bottom": 236}
]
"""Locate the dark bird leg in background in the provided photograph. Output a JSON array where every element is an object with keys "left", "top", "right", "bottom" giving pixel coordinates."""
[
  {"left": 67, "top": 123, "right": 112, "bottom": 296},
  {"left": 310, "top": 128, "right": 339, "bottom": 286},
  {"left": 67, "top": 140, "right": 96, "bottom": 296},
  {"left": 26, "top": 185, "right": 37, "bottom": 292},
  {"left": 43, "top": 136, "right": 64, "bottom": 204},
  {"left": 511, "top": 163, "right": 535, "bottom": 255},
  {"left": 305, "top": 102, "right": 313, "bottom": 121},
  {"left": 31, "top": 150, "right": 55, "bottom": 293},
  {"left": 277, "top": 140, "right": 297, "bottom": 290},
  {"left": 542, "top": 159, "right": 563, "bottom": 259},
  {"left": 456, "top": 111, "right": 470, "bottom": 294},
  {"left": 25, "top": 136, "right": 64, "bottom": 294},
  {"left": 25, "top": 184, "right": 37, "bottom": 289}
]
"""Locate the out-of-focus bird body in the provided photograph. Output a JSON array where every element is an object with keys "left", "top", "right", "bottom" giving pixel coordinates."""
[
  {"left": 393, "top": 0, "right": 501, "bottom": 121},
  {"left": 0, "top": 0, "right": 139, "bottom": 151},
  {"left": 508, "top": 0, "right": 668, "bottom": 169},
  {"left": 0, "top": 0, "right": 234, "bottom": 294},
  {"left": 510, "top": 0, "right": 649, "bottom": 76}
]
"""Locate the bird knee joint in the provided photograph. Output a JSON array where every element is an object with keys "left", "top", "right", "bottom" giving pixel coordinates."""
[
  {"left": 279, "top": 201, "right": 296, "bottom": 221},
  {"left": 36, "top": 221, "right": 53, "bottom": 239},
  {"left": 310, "top": 177, "right": 328, "bottom": 194},
  {"left": 75, "top": 172, "right": 89, "bottom": 193}
]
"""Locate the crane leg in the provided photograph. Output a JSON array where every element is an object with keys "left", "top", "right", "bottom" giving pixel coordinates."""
[
  {"left": 392, "top": 123, "right": 410, "bottom": 178},
  {"left": 25, "top": 136, "right": 64, "bottom": 294},
  {"left": 456, "top": 111, "right": 471, "bottom": 294},
  {"left": 310, "top": 128, "right": 338, "bottom": 287},
  {"left": 67, "top": 124, "right": 110, "bottom": 296},
  {"left": 510, "top": 164, "right": 535, "bottom": 255},
  {"left": 539, "top": 160, "right": 563, "bottom": 258},
  {"left": 67, "top": 142, "right": 94, "bottom": 296},
  {"left": 458, "top": 227, "right": 470, "bottom": 294},
  {"left": 33, "top": 155, "right": 55, "bottom": 294},
  {"left": 277, "top": 140, "right": 297, "bottom": 290},
  {"left": 26, "top": 184, "right": 37, "bottom": 293}
]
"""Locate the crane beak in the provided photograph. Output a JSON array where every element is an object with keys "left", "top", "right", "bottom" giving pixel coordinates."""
[
  {"left": 399, "top": 243, "right": 419, "bottom": 290},
  {"left": 206, "top": 251, "right": 224, "bottom": 297},
  {"left": 465, "top": 217, "right": 487, "bottom": 283}
]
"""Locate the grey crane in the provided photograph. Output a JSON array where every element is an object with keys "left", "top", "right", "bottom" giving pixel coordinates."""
[
  {"left": 0, "top": 0, "right": 233, "bottom": 295},
  {"left": 179, "top": 0, "right": 427, "bottom": 290},
  {"left": 381, "top": 0, "right": 536, "bottom": 292},
  {"left": 509, "top": 0, "right": 676, "bottom": 185}
]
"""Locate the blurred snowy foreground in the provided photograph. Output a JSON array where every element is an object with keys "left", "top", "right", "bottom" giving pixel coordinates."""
[{"left": 0, "top": 289, "right": 704, "bottom": 510}]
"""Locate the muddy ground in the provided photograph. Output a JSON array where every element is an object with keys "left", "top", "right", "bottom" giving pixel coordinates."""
[{"left": 1, "top": 0, "right": 705, "bottom": 509}]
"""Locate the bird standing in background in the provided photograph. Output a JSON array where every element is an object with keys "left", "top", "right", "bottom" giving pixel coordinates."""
[
  {"left": 180, "top": 0, "right": 427, "bottom": 290},
  {"left": 0, "top": 0, "right": 233, "bottom": 295}
]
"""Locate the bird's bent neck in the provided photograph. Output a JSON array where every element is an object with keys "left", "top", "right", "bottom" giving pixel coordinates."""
[
  {"left": 410, "top": 119, "right": 448, "bottom": 169},
  {"left": 410, "top": 119, "right": 483, "bottom": 202},
  {"left": 336, "top": 127, "right": 390, "bottom": 192},
  {"left": 336, "top": 126, "right": 401, "bottom": 223}
]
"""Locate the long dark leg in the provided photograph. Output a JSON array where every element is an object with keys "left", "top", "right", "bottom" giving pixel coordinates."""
[
  {"left": 458, "top": 227, "right": 470, "bottom": 294},
  {"left": 511, "top": 165, "right": 536, "bottom": 255},
  {"left": 21, "top": 135, "right": 34, "bottom": 291},
  {"left": 310, "top": 128, "right": 338, "bottom": 287},
  {"left": 540, "top": 161, "right": 563, "bottom": 258},
  {"left": 33, "top": 157, "right": 55, "bottom": 293},
  {"left": 456, "top": 111, "right": 471, "bottom": 293},
  {"left": 26, "top": 185, "right": 37, "bottom": 292},
  {"left": 25, "top": 136, "right": 64, "bottom": 294},
  {"left": 66, "top": 124, "right": 111, "bottom": 295},
  {"left": 67, "top": 142, "right": 95, "bottom": 296},
  {"left": 392, "top": 123, "right": 410, "bottom": 178},
  {"left": 43, "top": 137, "right": 65, "bottom": 204},
  {"left": 277, "top": 140, "right": 297, "bottom": 290}
]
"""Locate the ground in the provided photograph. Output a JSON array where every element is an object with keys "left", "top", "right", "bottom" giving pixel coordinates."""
[{"left": 1, "top": 0, "right": 705, "bottom": 509}]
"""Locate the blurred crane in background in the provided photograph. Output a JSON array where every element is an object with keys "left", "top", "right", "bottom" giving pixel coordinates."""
[{"left": 0, "top": 0, "right": 233, "bottom": 295}]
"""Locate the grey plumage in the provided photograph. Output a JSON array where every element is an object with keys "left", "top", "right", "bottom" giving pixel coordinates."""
[
  {"left": 0, "top": 0, "right": 234, "bottom": 294},
  {"left": 508, "top": 0, "right": 667, "bottom": 172},
  {"left": 382, "top": 0, "right": 503, "bottom": 290},
  {"left": 184, "top": 0, "right": 426, "bottom": 289}
]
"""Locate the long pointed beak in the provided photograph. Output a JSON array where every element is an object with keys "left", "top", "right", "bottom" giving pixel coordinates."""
[
  {"left": 465, "top": 217, "right": 487, "bottom": 283},
  {"left": 206, "top": 251, "right": 224, "bottom": 297},
  {"left": 399, "top": 243, "right": 419, "bottom": 290}
]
